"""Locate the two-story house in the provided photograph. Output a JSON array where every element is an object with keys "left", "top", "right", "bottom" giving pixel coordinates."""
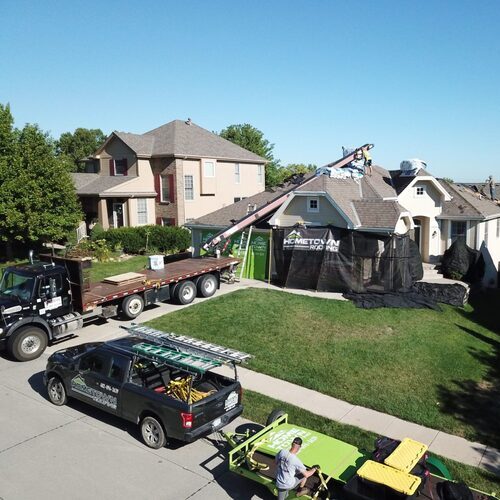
[{"left": 72, "top": 119, "right": 267, "bottom": 230}]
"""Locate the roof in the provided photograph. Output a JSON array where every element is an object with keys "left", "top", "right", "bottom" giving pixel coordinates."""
[
  {"left": 389, "top": 168, "right": 431, "bottom": 195},
  {"left": 438, "top": 180, "right": 500, "bottom": 219},
  {"left": 189, "top": 165, "right": 404, "bottom": 231},
  {"left": 71, "top": 173, "right": 132, "bottom": 195},
  {"left": 105, "top": 120, "right": 266, "bottom": 163}
]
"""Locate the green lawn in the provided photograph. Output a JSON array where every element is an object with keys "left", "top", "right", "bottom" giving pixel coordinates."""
[
  {"left": 242, "top": 390, "right": 500, "bottom": 495},
  {"left": 147, "top": 288, "right": 500, "bottom": 448}
]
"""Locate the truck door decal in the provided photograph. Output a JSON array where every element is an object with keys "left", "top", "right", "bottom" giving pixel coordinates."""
[{"left": 71, "top": 375, "right": 118, "bottom": 410}]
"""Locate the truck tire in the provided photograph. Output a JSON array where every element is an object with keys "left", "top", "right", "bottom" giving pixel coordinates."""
[
  {"left": 197, "top": 274, "right": 217, "bottom": 298},
  {"left": 121, "top": 294, "right": 144, "bottom": 319},
  {"left": 140, "top": 415, "right": 166, "bottom": 449},
  {"left": 47, "top": 376, "right": 68, "bottom": 406},
  {"left": 7, "top": 326, "right": 48, "bottom": 362},
  {"left": 175, "top": 280, "right": 196, "bottom": 305},
  {"left": 266, "top": 409, "right": 287, "bottom": 426}
]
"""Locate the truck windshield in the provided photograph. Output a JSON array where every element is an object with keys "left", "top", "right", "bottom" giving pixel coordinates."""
[{"left": 0, "top": 270, "right": 35, "bottom": 302}]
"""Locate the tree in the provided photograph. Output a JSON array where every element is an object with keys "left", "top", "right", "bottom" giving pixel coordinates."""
[
  {"left": 0, "top": 116, "right": 82, "bottom": 252},
  {"left": 56, "top": 127, "right": 107, "bottom": 172},
  {"left": 0, "top": 103, "right": 17, "bottom": 160},
  {"left": 219, "top": 124, "right": 283, "bottom": 188}
]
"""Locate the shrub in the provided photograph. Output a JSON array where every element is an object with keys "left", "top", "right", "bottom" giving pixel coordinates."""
[{"left": 99, "top": 225, "right": 190, "bottom": 255}]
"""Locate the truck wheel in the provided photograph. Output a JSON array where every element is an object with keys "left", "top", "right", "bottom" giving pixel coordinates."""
[
  {"left": 197, "top": 274, "right": 217, "bottom": 298},
  {"left": 121, "top": 294, "right": 144, "bottom": 319},
  {"left": 266, "top": 409, "right": 287, "bottom": 426},
  {"left": 175, "top": 280, "right": 196, "bottom": 305},
  {"left": 47, "top": 376, "right": 68, "bottom": 406},
  {"left": 7, "top": 327, "right": 48, "bottom": 362},
  {"left": 140, "top": 415, "right": 166, "bottom": 449}
]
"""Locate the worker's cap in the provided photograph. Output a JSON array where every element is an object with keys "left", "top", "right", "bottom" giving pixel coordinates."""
[{"left": 292, "top": 437, "right": 303, "bottom": 446}]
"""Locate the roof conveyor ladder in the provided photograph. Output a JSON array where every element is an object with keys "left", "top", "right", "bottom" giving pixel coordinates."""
[
  {"left": 120, "top": 324, "right": 252, "bottom": 365},
  {"left": 237, "top": 226, "right": 253, "bottom": 282}
]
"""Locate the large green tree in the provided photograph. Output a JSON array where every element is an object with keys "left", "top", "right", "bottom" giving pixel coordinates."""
[
  {"left": 0, "top": 107, "right": 82, "bottom": 254},
  {"left": 56, "top": 127, "right": 107, "bottom": 172},
  {"left": 219, "top": 123, "right": 283, "bottom": 188}
]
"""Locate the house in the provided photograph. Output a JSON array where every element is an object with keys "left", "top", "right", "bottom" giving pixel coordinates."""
[
  {"left": 187, "top": 164, "right": 414, "bottom": 280},
  {"left": 390, "top": 166, "right": 500, "bottom": 286},
  {"left": 72, "top": 119, "right": 267, "bottom": 230}
]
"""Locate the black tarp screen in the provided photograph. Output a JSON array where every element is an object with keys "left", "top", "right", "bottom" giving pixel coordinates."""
[{"left": 273, "top": 227, "right": 423, "bottom": 293}]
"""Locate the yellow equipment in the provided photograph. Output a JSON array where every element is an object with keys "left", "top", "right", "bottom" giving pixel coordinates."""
[
  {"left": 165, "top": 376, "right": 215, "bottom": 403},
  {"left": 384, "top": 438, "right": 428, "bottom": 473}
]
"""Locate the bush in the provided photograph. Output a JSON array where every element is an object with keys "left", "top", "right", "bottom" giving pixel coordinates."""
[
  {"left": 66, "top": 239, "right": 112, "bottom": 262},
  {"left": 98, "top": 225, "right": 191, "bottom": 255}
]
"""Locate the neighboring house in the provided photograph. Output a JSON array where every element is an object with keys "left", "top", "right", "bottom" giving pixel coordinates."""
[
  {"left": 72, "top": 119, "right": 267, "bottom": 230},
  {"left": 390, "top": 167, "right": 500, "bottom": 286}
]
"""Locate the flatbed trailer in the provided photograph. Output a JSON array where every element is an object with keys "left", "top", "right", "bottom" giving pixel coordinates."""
[{"left": 0, "top": 253, "right": 239, "bottom": 361}]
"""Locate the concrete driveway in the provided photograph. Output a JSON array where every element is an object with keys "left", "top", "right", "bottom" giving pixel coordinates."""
[{"left": 0, "top": 283, "right": 271, "bottom": 500}]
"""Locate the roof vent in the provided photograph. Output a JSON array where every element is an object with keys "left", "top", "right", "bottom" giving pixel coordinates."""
[
  {"left": 247, "top": 203, "right": 257, "bottom": 214},
  {"left": 185, "top": 118, "right": 192, "bottom": 125},
  {"left": 400, "top": 159, "right": 426, "bottom": 177}
]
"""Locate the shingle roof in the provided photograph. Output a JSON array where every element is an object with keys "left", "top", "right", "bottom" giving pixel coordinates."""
[
  {"left": 71, "top": 173, "right": 133, "bottom": 195},
  {"left": 110, "top": 120, "right": 266, "bottom": 163},
  {"left": 389, "top": 168, "right": 431, "bottom": 194},
  {"left": 438, "top": 180, "right": 500, "bottom": 219},
  {"left": 189, "top": 165, "right": 403, "bottom": 231}
]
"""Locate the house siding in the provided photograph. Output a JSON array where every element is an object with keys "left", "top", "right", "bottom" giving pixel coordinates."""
[
  {"left": 278, "top": 195, "right": 348, "bottom": 227},
  {"left": 98, "top": 138, "right": 138, "bottom": 176}
]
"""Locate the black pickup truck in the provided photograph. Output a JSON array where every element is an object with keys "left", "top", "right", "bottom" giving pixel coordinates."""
[{"left": 43, "top": 325, "right": 250, "bottom": 448}]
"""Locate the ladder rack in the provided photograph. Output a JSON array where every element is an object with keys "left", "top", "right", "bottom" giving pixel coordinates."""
[{"left": 120, "top": 324, "right": 252, "bottom": 365}]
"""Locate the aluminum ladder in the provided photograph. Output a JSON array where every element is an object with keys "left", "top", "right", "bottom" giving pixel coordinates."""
[
  {"left": 236, "top": 225, "right": 253, "bottom": 281},
  {"left": 121, "top": 324, "right": 252, "bottom": 365}
]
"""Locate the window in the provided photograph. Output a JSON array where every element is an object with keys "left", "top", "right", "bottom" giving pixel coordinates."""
[
  {"left": 39, "top": 274, "right": 64, "bottom": 298},
  {"left": 80, "top": 353, "right": 108, "bottom": 375},
  {"left": 257, "top": 165, "right": 263, "bottom": 184},
  {"left": 415, "top": 186, "right": 425, "bottom": 197},
  {"left": 160, "top": 176, "right": 170, "bottom": 202},
  {"left": 450, "top": 221, "right": 467, "bottom": 242},
  {"left": 484, "top": 221, "right": 489, "bottom": 247},
  {"left": 235, "top": 163, "right": 240, "bottom": 183},
  {"left": 137, "top": 198, "right": 148, "bottom": 225},
  {"left": 497, "top": 219, "right": 500, "bottom": 238},
  {"left": 109, "top": 355, "right": 130, "bottom": 382},
  {"left": 184, "top": 175, "right": 194, "bottom": 200},
  {"left": 307, "top": 197, "right": 319, "bottom": 213},
  {"left": 161, "top": 218, "right": 175, "bottom": 226},
  {"left": 114, "top": 158, "right": 128, "bottom": 176},
  {"left": 203, "top": 160, "right": 215, "bottom": 177},
  {"left": 234, "top": 196, "right": 246, "bottom": 203}
]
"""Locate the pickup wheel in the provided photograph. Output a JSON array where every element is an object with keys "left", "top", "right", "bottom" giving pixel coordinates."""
[
  {"left": 47, "top": 376, "right": 68, "bottom": 406},
  {"left": 175, "top": 280, "right": 196, "bottom": 305},
  {"left": 140, "top": 416, "right": 166, "bottom": 449},
  {"left": 197, "top": 274, "right": 217, "bottom": 298},
  {"left": 7, "top": 326, "right": 48, "bottom": 362},
  {"left": 266, "top": 409, "right": 287, "bottom": 426},
  {"left": 121, "top": 294, "right": 144, "bottom": 319}
]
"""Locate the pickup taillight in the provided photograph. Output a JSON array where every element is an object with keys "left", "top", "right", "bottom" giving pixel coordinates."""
[
  {"left": 181, "top": 412, "right": 193, "bottom": 429},
  {"left": 239, "top": 385, "right": 243, "bottom": 402}
]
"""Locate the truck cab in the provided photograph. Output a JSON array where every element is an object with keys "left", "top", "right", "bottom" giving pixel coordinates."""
[{"left": 0, "top": 262, "right": 75, "bottom": 361}]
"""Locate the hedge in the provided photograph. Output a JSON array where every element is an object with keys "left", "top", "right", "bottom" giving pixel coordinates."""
[{"left": 93, "top": 225, "right": 191, "bottom": 255}]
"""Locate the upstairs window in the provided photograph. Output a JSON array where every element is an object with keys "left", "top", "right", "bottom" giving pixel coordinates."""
[
  {"left": 114, "top": 158, "right": 128, "bottom": 176},
  {"left": 203, "top": 160, "right": 215, "bottom": 177},
  {"left": 184, "top": 175, "right": 194, "bottom": 201},
  {"left": 235, "top": 163, "right": 240, "bottom": 184},
  {"left": 307, "top": 197, "right": 319, "bottom": 213},
  {"left": 161, "top": 176, "right": 170, "bottom": 202},
  {"left": 415, "top": 186, "right": 425, "bottom": 197},
  {"left": 257, "top": 165, "right": 264, "bottom": 184}
]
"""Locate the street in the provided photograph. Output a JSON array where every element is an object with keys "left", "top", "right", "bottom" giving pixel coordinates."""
[{"left": 0, "top": 287, "right": 270, "bottom": 500}]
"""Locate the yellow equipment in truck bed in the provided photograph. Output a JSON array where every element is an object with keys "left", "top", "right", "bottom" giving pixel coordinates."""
[
  {"left": 357, "top": 460, "right": 421, "bottom": 495},
  {"left": 385, "top": 438, "right": 428, "bottom": 473}
]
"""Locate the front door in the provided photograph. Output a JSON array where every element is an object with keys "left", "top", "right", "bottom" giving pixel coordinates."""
[{"left": 113, "top": 202, "right": 125, "bottom": 228}]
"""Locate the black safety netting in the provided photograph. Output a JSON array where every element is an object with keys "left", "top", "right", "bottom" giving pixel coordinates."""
[{"left": 273, "top": 227, "right": 423, "bottom": 293}]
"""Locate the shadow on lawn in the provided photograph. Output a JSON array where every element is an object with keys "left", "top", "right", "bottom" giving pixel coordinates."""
[{"left": 437, "top": 325, "right": 500, "bottom": 448}]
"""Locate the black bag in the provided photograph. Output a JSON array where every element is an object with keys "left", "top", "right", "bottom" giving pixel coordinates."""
[
  {"left": 372, "top": 436, "right": 401, "bottom": 462},
  {"left": 437, "top": 481, "right": 474, "bottom": 500}
]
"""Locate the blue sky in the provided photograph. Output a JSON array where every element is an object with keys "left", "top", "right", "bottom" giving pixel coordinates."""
[{"left": 1, "top": 0, "right": 499, "bottom": 181}]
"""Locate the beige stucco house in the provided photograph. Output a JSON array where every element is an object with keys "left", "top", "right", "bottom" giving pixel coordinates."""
[
  {"left": 390, "top": 167, "right": 500, "bottom": 286},
  {"left": 72, "top": 119, "right": 267, "bottom": 230}
]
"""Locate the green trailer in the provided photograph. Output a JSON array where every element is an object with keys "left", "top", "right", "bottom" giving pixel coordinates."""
[{"left": 223, "top": 412, "right": 498, "bottom": 500}]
